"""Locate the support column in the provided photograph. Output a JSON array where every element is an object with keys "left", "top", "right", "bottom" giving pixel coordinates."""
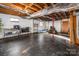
[
  {"left": 52, "top": 16, "right": 55, "bottom": 34},
  {"left": 33, "top": 19, "right": 34, "bottom": 33},
  {"left": 69, "top": 10, "right": 76, "bottom": 46}
]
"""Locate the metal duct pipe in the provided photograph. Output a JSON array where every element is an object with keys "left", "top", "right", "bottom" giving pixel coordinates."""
[{"left": 29, "top": 4, "right": 79, "bottom": 18}]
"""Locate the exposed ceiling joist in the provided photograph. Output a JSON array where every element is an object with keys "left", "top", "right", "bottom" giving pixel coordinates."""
[
  {"left": 28, "top": 5, "right": 40, "bottom": 12},
  {"left": 12, "top": 3, "right": 25, "bottom": 9},
  {"left": 60, "top": 12, "right": 68, "bottom": 19},
  {"left": 43, "top": 16, "right": 52, "bottom": 19},
  {"left": 34, "top": 3, "right": 42, "bottom": 9},
  {"left": 53, "top": 13, "right": 59, "bottom": 20},
  {"left": 43, "top": 3, "right": 48, "bottom": 8},
  {"left": 0, "top": 3, "right": 32, "bottom": 15},
  {"left": 23, "top": 3, "right": 33, "bottom": 9},
  {"left": 0, "top": 7, "right": 27, "bottom": 16},
  {"left": 57, "top": 12, "right": 64, "bottom": 19},
  {"left": 0, "top": 3, "right": 23, "bottom": 10},
  {"left": 21, "top": 3, "right": 38, "bottom": 13},
  {"left": 0, "top": 3, "right": 78, "bottom": 21},
  {"left": 26, "top": 8, "right": 35, "bottom": 14}
]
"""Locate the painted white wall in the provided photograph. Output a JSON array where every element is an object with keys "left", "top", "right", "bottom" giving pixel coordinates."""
[
  {"left": 0, "top": 13, "right": 50, "bottom": 33},
  {"left": 0, "top": 13, "right": 33, "bottom": 32},
  {"left": 54, "top": 20, "right": 62, "bottom": 32},
  {"left": 48, "top": 20, "right": 62, "bottom": 32},
  {"left": 0, "top": 13, "right": 63, "bottom": 33},
  {"left": 33, "top": 20, "right": 49, "bottom": 32}
]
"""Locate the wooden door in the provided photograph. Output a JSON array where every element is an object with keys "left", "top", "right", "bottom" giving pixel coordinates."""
[{"left": 62, "top": 20, "right": 69, "bottom": 33}]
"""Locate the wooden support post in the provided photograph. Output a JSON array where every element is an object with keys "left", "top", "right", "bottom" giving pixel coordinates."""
[{"left": 69, "top": 10, "right": 76, "bottom": 46}]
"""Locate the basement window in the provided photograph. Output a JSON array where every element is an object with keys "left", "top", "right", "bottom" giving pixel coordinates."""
[
  {"left": 39, "top": 22, "right": 43, "bottom": 26},
  {"left": 10, "top": 18, "right": 19, "bottom": 22}
]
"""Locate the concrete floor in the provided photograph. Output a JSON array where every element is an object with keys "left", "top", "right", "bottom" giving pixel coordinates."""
[{"left": 0, "top": 33, "right": 79, "bottom": 56}]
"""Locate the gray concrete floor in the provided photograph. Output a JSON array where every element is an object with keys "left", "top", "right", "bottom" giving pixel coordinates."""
[{"left": 0, "top": 33, "right": 79, "bottom": 56}]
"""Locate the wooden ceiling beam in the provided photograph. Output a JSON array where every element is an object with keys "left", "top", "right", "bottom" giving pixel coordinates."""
[
  {"left": 48, "top": 13, "right": 57, "bottom": 20},
  {"left": 57, "top": 12, "right": 65, "bottom": 19},
  {"left": 19, "top": 3, "right": 49, "bottom": 14},
  {"left": 28, "top": 6, "right": 40, "bottom": 12},
  {"left": 0, "top": 3, "right": 24, "bottom": 10},
  {"left": 12, "top": 3, "right": 25, "bottom": 9},
  {"left": 55, "top": 13, "right": 62, "bottom": 19},
  {"left": 26, "top": 8, "right": 35, "bottom": 14},
  {"left": 0, "top": 7, "right": 27, "bottom": 16},
  {"left": 46, "top": 14, "right": 59, "bottom": 20},
  {"left": 24, "top": 4, "right": 40, "bottom": 13},
  {"left": 0, "top": 3, "right": 34, "bottom": 15},
  {"left": 62, "top": 12, "right": 66, "bottom": 19},
  {"left": 34, "top": 3, "right": 42, "bottom": 9},
  {"left": 21, "top": 3, "right": 36, "bottom": 13},
  {"left": 53, "top": 13, "right": 60, "bottom": 20},
  {"left": 66, "top": 12, "right": 70, "bottom": 18},
  {"left": 0, "top": 3, "right": 36, "bottom": 14},
  {"left": 43, "top": 3, "right": 48, "bottom": 8},
  {"left": 23, "top": 3, "right": 33, "bottom": 9},
  {"left": 43, "top": 16, "right": 52, "bottom": 19}
]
